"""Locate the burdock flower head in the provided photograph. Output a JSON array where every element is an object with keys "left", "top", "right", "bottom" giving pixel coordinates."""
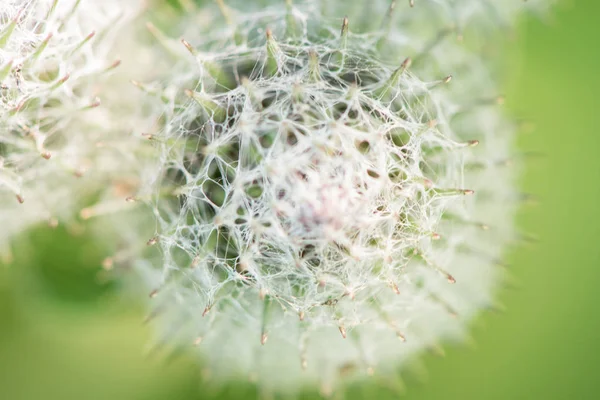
[
  {"left": 0, "top": 0, "right": 552, "bottom": 397},
  {"left": 109, "top": 0, "right": 544, "bottom": 395}
]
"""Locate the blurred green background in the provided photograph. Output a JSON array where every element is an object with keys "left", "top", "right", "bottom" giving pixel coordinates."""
[{"left": 1, "top": 1, "right": 598, "bottom": 399}]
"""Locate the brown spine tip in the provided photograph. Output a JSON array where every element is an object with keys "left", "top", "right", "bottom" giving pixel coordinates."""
[
  {"left": 463, "top": 189, "right": 475, "bottom": 196},
  {"left": 202, "top": 306, "right": 210, "bottom": 317},
  {"left": 265, "top": 28, "right": 273, "bottom": 40},
  {"left": 12, "top": 100, "right": 26, "bottom": 113},
  {"left": 146, "top": 236, "right": 158, "bottom": 246},
  {"left": 468, "top": 139, "right": 480, "bottom": 147},
  {"left": 261, "top": 333, "right": 268, "bottom": 345},
  {"left": 341, "top": 16, "right": 349, "bottom": 34},
  {"left": 101, "top": 257, "right": 114, "bottom": 270},
  {"left": 193, "top": 336, "right": 203, "bottom": 346},
  {"left": 301, "top": 357, "right": 307, "bottom": 370},
  {"left": 259, "top": 288, "right": 267, "bottom": 300},
  {"left": 89, "top": 97, "right": 101, "bottom": 108},
  {"left": 79, "top": 208, "right": 92, "bottom": 220},
  {"left": 108, "top": 60, "right": 121, "bottom": 70},
  {"left": 338, "top": 326, "right": 347, "bottom": 339},
  {"left": 181, "top": 38, "right": 194, "bottom": 54},
  {"left": 149, "top": 289, "right": 158, "bottom": 298},
  {"left": 402, "top": 57, "right": 412, "bottom": 69},
  {"left": 16, "top": 194, "right": 25, "bottom": 204},
  {"left": 446, "top": 274, "right": 456, "bottom": 284}
]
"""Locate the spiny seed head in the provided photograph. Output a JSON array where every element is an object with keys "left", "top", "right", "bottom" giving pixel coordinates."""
[
  {"left": 0, "top": 0, "right": 554, "bottom": 396},
  {"left": 122, "top": 0, "right": 542, "bottom": 394}
]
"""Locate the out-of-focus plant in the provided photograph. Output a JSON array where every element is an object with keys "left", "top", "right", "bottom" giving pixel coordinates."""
[{"left": 0, "top": 0, "right": 144, "bottom": 255}]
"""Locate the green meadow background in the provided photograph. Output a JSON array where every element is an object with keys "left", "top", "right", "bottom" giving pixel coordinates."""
[{"left": 1, "top": 1, "right": 598, "bottom": 399}]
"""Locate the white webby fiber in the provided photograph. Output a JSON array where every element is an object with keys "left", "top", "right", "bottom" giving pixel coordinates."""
[{"left": 129, "top": 0, "right": 530, "bottom": 394}]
